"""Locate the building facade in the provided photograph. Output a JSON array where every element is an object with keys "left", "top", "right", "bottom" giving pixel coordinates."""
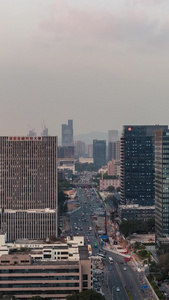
[
  {"left": 108, "top": 141, "right": 120, "bottom": 162},
  {"left": 93, "top": 140, "right": 106, "bottom": 169},
  {"left": 62, "top": 120, "right": 74, "bottom": 146},
  {"left": 0, "top": 236, "right": 91, "bottom": 299},
  {"left": 155, "top": 129, "right": 169, "bottom": 240},
  {"left": 99, "top": 179, "right": 120, "bottom": 191},
  {"left": 120, "top": 125, "right": 168, "bottom": 206},
  {"left": 108, "top": 130, "right": 119, "bottom": 161},
  {"left": 0, "top": 136, "right": 58, "bottom": 241},
  {"left": 118, "top": 204, "right": 155, "bottom": 223},
  {"left": 107, "top": 159, "right": 120, "bottom": 177}
]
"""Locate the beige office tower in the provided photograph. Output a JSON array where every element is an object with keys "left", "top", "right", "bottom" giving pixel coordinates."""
[{"left": 0, "top": 136, "right": 58, "bottom": 242}]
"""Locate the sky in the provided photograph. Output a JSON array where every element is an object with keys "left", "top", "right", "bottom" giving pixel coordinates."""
[{"left": 0, "top": 0, "right": 169, "bottom": 138}]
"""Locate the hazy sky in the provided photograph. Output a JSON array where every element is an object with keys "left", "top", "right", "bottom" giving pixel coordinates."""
[{"left": 0, "top": 0, "right": 169, "bottom": 138}]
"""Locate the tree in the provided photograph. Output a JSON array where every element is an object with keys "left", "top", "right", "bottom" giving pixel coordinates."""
[
  {"left": 119, "top": 220, "right": 138, "bottom": 238},
  {"left": 66, "top": 290, "right": 105, "bottom": 300},
  {"left": 107, "top": 186, "right": 115, "bottom": 193},
  {"left": 158, "top": 253, "right": 169, "bottom": 277},
  {"left": 116, "top": 187, "right": 120, "bottom": 193},
  {"left": 3, "top": 296, "right": 16, "bottom": 300}
]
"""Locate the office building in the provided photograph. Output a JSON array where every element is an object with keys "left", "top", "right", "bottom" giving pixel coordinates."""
[
  {"left": 93, "top": 140, "right": 106, "bottom": 169},
  {"left": 86, "top": 144, "right": 93, "bottom": 158},
  {"left": 62, "top": 120, "right": 74, "bottom": 146},
  {"left": 0, "top": 235, "right": 92, "bottom": 299},
  {"left": 118, "top": 204, "right": 155, "bottom": 223},
  {"left": 155, "top": 129, "right": 169, "bottom": 241},
  {"left": 74, "top": 140, "right": 86, "bottom": 158},
  {"left": 108, "top": 140, "right": 120, "bottom": 161},
  {"left": 58, "top": 146, "right": 74, "bottom": 159},
  {"left": 107, "top": 159, "right": 120, "bottom": 177},
  {"left": 0, "top": 136, "right": 57, "bottom": 242},
  {"left": 120, "top": 125, "right": 168, "bottom": 206},
  {"left": 108, "top": 130, "right": 119, "bottom": 161},
  {"left": 108, "top": 130, "right": 119, "bottom": 143}
]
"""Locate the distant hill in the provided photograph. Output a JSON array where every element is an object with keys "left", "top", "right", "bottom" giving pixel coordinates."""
[{"left": 75, "top": 132, "right": 108, "bottom": 144}]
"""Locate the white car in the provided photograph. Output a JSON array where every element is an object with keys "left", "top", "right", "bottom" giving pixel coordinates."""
[
  {"left": 123, "top": 267, "right": 127, "bottom": 271},
  {"left": 116, "top": 287, "right": 120, "bottom": 292}
]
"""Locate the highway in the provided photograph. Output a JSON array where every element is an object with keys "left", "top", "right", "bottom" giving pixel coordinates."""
[{"left": 68, "top": 187, "right": 147, "bottom": 300}]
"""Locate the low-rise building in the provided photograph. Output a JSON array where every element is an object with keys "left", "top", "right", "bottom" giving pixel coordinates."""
[
  {"left": 107, "top": 159, "right": 120, "bottom": 177},
  {"left": 0, "top": 235, "right": 92, "bottom": 299},
  {"left": 118, "top": 204, "right": 155, "bottom": 223},
  {"left": 100, "top": 179, "right": 120, "bottom": 191}
]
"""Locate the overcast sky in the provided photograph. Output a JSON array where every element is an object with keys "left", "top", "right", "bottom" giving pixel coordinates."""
[{"left": 0, "top": 0, "right": 169, "bottom": 138}]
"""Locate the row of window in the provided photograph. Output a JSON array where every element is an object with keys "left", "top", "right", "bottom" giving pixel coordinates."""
[
  {"left": 0, "top": 283, "right": 79, "bottom": 288},
  {"left": 0, "top": 268, "right": 79, "bottom": 274},
  {"left": 0, "top": 276, "right": 79, "bottom": 281}
]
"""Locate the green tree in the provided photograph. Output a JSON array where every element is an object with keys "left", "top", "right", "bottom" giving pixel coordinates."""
[
  {"left": 116, "top": 187, "right": 120, "bottom": 193},
  {"left": 66, "top": 290, "right": 105, "bottom": 300},
  {"left": 3, "top": 296, "right": 16, "bottom": 300},
  {"left": 107, "top": 186, "right": 115, "bottom": 193},
  {"left": 119, "top": 220, "right": 138, "bottom": 237}
]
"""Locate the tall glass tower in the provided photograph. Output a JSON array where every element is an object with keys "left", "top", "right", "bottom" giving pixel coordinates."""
[
  {"left": 155, "top": 129, "right": 169, "bottom": 239},
  {"left": 120, "top": 125, "right": 168, "bottom": 206}
]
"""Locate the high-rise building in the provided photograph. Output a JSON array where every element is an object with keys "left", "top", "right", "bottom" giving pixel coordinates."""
[
  {"left": 108, "top": 140, "right": 120, "bottom": 161},
  {"left": 74, "top": 140, "right": 86, "bottom": 158},
  {"left": 93, "top": 140, "right": 106, "bottom": 169},
  {"left": 108, "top": 130, "right": 119, "bottom": 143},
  {"left": 86, "top": 144, "right": 93, "bottom": 158},
  {"left": 108, "top": 130, "right": 119, "bottom": 161},
  {"left": 155, "top": 129, "right": 169, "bottom": 240},
  {"left": 120, "top": 125, "right": 168, "bottom": 206},
  {"left": 58, "top": 146, "right": 74, "bottom": 159},
  {"left": 0, "top": 136, "right": 58, "bottom": 241},
  {"left": 62, "top": 120, "right": 73, "bottom": 146}
]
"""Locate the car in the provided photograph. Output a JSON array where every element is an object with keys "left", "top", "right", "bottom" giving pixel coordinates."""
[
  {"left": 108, "top": 257, "right": 114, "bottom": 263},
  {"left": 116, "top": 287, "right": 120, "bottom": 292},
  {"left": 123, "top": 267, "right": 127, "bottom": 271}
]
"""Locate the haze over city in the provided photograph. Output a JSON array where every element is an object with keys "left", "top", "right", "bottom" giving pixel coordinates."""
[{"left": 0, "top": 0, "right": 169, "bottom": 137}]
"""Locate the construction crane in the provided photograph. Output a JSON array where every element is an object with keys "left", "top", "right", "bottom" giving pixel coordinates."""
[
  {"left": 114, "top": 207, "right": 118, "bottom": 245},
  {"left": 104, "top": 209, "right": 107, "bottom": 235}
]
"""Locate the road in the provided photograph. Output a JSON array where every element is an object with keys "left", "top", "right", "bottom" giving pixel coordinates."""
[{"left": 68, "top": 187, "right": 147, "bottom": 299}]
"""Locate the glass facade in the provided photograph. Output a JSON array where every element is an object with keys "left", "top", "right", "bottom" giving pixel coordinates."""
[
  {"left": 93, "top": 140, "right": 106, "bottom": 169},
  {"left": 120, "top": 125, "right": 168, "bottom": 206},
  {"left": 155, "top": 129, "right": 169, "bottom": 238}
]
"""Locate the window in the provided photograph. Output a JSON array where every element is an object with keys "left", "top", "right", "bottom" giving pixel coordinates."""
[
  {"left": 83, "top": 274, "right": 88, "bottom": 280},
  {"left": 83, "top": 282, "right": 88, "bottom": 287}
]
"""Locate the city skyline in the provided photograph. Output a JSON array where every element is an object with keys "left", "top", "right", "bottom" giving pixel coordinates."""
[{"left": 0, "top": 0, "right": 169, "bottom": 136}]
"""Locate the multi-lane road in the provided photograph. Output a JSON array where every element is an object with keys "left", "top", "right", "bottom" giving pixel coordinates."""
[{"left": 68, "top": 187, "right": 147, "bottom": 300}]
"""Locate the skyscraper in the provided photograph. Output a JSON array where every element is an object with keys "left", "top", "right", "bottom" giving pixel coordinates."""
[
  {"left": 108, "top": 140, "right": 120, "bottom": 161},
  {"left": 120, "top": 125, "right": 168, "bottom": 206},
  {"left": 155, "top": 129, "right": 169, "bottom": 240},
  {"left": 0, "top": 136, "right": 58, "bottom": 241},
  {"left": 93, "top": 139, "right": 106, "bottom": 169},
  {"left": 62, "top": 120, "right": 73, "bottom": 146},
  {"left": 108, "top": 130, "right": 119, "bottom": 161}
]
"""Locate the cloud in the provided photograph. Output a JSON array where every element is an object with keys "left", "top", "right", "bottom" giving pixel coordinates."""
[{"left": 39, "top": 2, "right": 169, "bottom": 49}]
